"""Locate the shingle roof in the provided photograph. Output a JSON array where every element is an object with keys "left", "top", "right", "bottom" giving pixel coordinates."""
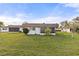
[
  {"left": 0, "top": 23, "right": 58, "bottom": 28},
  {"left": 22, "top": 23, "right": 58, "bottom": 28},
  {"left": 8, "top": 25, "right": 22, "bottom": 28}
]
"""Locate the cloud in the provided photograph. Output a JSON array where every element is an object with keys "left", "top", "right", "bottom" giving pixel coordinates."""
[
  {"left": 0, "top": 16, "right": 24, "bottom": 25},
  {"left": 16, "top": 13, "right": 28, "bottom": 18},
  {"left": 0, "top": 13, "right": 75, "bottom": 25},
  {"left": 26, "top": 16, "right": 69, "bottom": 24},
  {"left": 63, "top": 3, "right": 79, "bottom": 8},
  {"left": 63, "top": 3, "right": 79, "bottom": 12},
  {"left": 0, "top": 13, "right": 31, "bottom": 25},
  {"left": 0, "top": 15, "right": 68, "bottom": 25}
]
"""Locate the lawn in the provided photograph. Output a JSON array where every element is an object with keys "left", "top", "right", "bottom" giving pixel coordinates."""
[{"left": 0, "top": 32, "right": 79, "bottom": 56}]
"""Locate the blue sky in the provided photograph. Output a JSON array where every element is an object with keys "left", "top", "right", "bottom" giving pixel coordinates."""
[{"left": 0, "top": 3, "right": 79, "bottom": 25}]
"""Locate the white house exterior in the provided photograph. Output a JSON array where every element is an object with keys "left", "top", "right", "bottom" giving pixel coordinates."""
[
  {"left": 0, "top": 23, "right": 58, "bottom": 35},
  {"left": 0, "top": 27, "right": 9, "bottom": 32},
  {"left": 27, "top": 27, "right": 41, "bottom": 35},
  {"left": 22, "top": 23, "right": 58, "bottom": 35},
  {"left": 0, "top": 25, "right": 22, "bottom": 32}
]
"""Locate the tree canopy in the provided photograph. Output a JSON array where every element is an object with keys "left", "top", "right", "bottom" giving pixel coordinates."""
[
  {"left": 0, "top": 21, "right": 4, "bottom": 27},
  {"left": 60, "top": 20, "right": 70, "bottom": 29}
]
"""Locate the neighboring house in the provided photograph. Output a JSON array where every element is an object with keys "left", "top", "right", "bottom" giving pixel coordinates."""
[
  {"left": 0, "top": 23, "right": 58, "bottom": 35},
  {"left": 0, "top": 25, "right": 22, "bottom": 32},
  {"left": 0, "top": 26, "right": 9, "bottom": 32}
]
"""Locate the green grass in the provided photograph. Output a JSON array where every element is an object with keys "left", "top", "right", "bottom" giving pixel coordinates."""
[{"left": 0, "top": 32, "right": 79, "bottom": 56}]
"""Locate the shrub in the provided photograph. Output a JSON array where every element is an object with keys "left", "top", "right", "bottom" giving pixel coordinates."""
[
  {"left": 76, "top": 27, "right": 79, "bottom": 33},
  {"left": 23, "top": 28, "right": 29, "bottom": 34},
  {"left": 45, "top": 27, "right": 51, "bottom": 35}
]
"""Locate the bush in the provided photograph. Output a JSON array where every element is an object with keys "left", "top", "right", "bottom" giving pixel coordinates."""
[
  {"left": 45, "top": 27, "right": 51, "bottom": 35},
  {"left": 76, "top": 27, "right": 79, "bottom": 33},
  {"left": 23, "top": 28, "right": 29, "bottom": 34}
]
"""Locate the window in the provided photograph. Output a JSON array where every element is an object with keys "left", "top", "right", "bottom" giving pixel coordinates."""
[
  {"left": 51, "top": 27, "right": 55, "bottom": 33},
  {"left": 3, "top": 28, "right": 7, "bottom": 30},
  {"left": 9, "top": 28, "right": 19, "bottom": 32}
]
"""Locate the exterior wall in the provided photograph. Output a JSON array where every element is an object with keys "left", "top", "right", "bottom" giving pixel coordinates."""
[
  {"left": 27, "top": 27, "right": 56, "bottom": 35},
  {"left": 27, "top": 27, "right": 35, "bottom": 34},
  {"left": 28, "top": 30, "right": 36, "bottom": 34},
  {"left": 35, "top": 27, "right": 41, "bottom": 34},
  {"left": 0, "top": 28, "right": 9, "bottom": 32},
  {"left": 27, "top": 27, "right": 41, "bottom": 35},
  {"left": 19, "top": 28, "right": 23, "bottom": 32},
  {"left": 0, "top": 26, "right": 56, "bottom": 35}
]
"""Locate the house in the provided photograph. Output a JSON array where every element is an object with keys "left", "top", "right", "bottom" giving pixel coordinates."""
[
  {"left": 22, "top": 23, "right": 58, "bottom": 35},
  {"left": 0, "top": 26, "right": 9, "bottom": 32},
  {"left": 0, "top": 23, "right": 58, "bottom": 35},
  {"left": 0, "top": 25, "right": 22, "bottom": 32}
]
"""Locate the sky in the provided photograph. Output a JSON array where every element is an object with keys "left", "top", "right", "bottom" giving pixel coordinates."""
[{"left": 0, "top": 3, "right": 79, "bottom": 25}]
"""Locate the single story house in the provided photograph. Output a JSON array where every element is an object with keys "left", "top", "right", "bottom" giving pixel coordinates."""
[
  {"left": 0, "top": 25, "right": 22, "bottom": 32},
  {"left": 22, "top": 23, "right": 58, "bottom": 35},
  {"left": 0, "top": 23, "right": 58, "bottom": 35}
]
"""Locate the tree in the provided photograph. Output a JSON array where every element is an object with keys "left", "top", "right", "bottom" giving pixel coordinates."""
[
  {"left": 45, "top": 27, "right": 51, "bottom": 35},
  {"left": 69, "top": 21, "right": 76, "bottom": 38},
  {"left": 76, "top": 27, "right": 79, "bottom": 33},
  {"left": 69, "top": 21, "right": 76, "bottom": 32},
  {"left": 0, "top": 21, "right": 4, "bottom": 27},
  {"left": 61, "top": 21, "right": 70, "bottom": 29},
  {"left": 69, "top": 17, "right": 79, "bottom": 38},
  {"left": 60, "top": 20, "right": 75, "bottom": 38},
  {"left": 71, "top": 17, "right": 79, "bottom": 33},
  {"left": 73, "top": 17, "right": 79, "bottom": 22},
  {"left": 23, "top": 28, "right": 29, "bottom": 35}
]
